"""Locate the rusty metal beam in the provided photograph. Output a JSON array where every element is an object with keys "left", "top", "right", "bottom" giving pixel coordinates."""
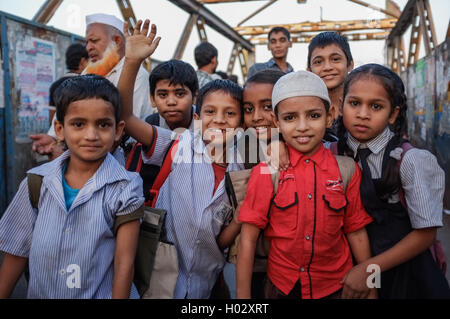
[
  {"left": 169, "top": 0, "right": 254, "bottom": 51},
  {"left": 235, "top": 18, "right": 397, "bottom": 37},
  {"left": 249, "top": 31, "right": 390, "bottom": 45},
  {"left": 32, "top": 0, "right": 63, "bottom": 24},
  {"left": 347, "top": 0, "right": 400, "bottom": 18},
  {"left": 173, "top": 14, "right": 198, "bottom": 59},
  {"left": 196, "top": 16, "right": 208, "bottom": 41},
  {"left": 407, "top": 7, "right": 422, "bottom": 66},
  {"left": 197, "top": 0, "right": 268, "bottom": 3},
  {"left": 237, "top": 0, "right": 277, "bottom": 27}
]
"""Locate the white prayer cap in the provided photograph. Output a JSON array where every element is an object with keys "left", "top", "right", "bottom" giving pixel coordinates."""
[
  {"left": 86, "top": 13, "right": 124, "bottom": 34},
  {"left": 272, "top": 70, "right": 331, "bottom": 109}
]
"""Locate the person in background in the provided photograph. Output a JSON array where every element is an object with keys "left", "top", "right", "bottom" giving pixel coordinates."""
[
  {"left": 30, "top": 13, "right": 153, "bottom": 159},
  {"left": 194, "top": 41, "right": 222, "bottom": 89},
  {"left": 65, "top": 43, "right": 88, "bottom": 76},
  {"left": 247, "top": 26, "right": 294, "bottom": 79},
  {"left": 307, "top": 31, "right": 354, "bottom": 140}
]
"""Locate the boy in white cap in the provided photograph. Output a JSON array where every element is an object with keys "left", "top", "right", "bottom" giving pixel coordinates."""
[{"left": 236, "top": 71, "right": 376, "bottom": 299}]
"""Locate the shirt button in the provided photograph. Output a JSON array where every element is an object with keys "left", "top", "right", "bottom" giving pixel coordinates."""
[
  {"left": 305, "top": 159, "right": 310, "bottom": 163},
  {"left": 196, "top": 240, "right": 200, "bottom": 244},
  {"left": 308, "top": 194, "right": 312, "bottom": 199},
  {"left": 300, "top": 267, "right": 305, "bottom": 272},
  {"left": 65, "top": 228, "right": 71, "bottom": 234},
  {"left": 60, "top": 269, "right": 66, "bottom": 275},
  {"left": 306, "top": 235, "right": 310, "bottom": 240}
]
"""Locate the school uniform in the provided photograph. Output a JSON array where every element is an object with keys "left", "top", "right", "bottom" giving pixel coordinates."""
[
  {"left": 238, "top": 143, "right": 373, "bottom": 299},
  {"left": 141, "top": 126, "right": 244, "bottom": 299},
  {"left": 0, "top": 151, "right": 144, "bottom": 298},
  {"left": 347, "top": 127, "right": 450, "bottom": 298}
]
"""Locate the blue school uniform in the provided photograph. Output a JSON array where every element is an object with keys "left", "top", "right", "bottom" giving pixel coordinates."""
[
  {"left": 141, "top": 127, "right": 244, "bottom": 299},
  {"left": 0, "top": 151, "right": 144, "bottom": 298}
]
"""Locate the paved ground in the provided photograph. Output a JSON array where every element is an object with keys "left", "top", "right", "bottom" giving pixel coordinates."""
[{"left": 1, "top": 213, "right": 449, "bottom": 298}]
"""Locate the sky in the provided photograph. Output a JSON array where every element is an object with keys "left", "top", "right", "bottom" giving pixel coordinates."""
[{"left": 0, "top": 0, "right": 448, "bottom": 83}]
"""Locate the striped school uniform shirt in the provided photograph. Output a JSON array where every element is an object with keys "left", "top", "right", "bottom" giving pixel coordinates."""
[
  {"left": 346, "top": 127, "right": 444, "bottom": 229},
  {"left": 142, "top": 127, "right": 244, "bottom": 299},
  {"left": 0, "top": 151, "right": 144, "bottom": 298}
]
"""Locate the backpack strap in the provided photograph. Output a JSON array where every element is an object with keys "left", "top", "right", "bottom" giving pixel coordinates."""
[
  {"left": 125, "top": 142, "right": 144, "bottom": 172},
  {"left": 27, "top": 173, "right": 43, "bottom": 210},
  {"left": 148, "top": 137, "right": 180, "bottom": 207},
  {"left": 334, "top": 155, "right": 356, "bottom": 192}
]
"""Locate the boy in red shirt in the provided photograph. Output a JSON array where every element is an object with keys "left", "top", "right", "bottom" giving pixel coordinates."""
[{"left": 236, "top": 71, "right": 375, "bottom": 299}]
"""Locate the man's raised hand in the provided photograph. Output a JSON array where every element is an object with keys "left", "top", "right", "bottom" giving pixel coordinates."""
[{"left": 123, "top": 19, "right": 161, "bottom": 63}]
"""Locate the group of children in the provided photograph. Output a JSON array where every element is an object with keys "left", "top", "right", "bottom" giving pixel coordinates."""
[{"left": 0, "top": 19, "right": 448, "bottom": 299}]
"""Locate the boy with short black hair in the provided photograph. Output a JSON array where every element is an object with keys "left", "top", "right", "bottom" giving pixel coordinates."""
[
  {"left": 146, "top": 59, "right": 199, "bottom": 130},
  {"left": 194, "top": 42, "right": 221, "bottom": 88},
  {"left": 307, "top": 31, "right": 354, "bottom": 125},
  {"left": 118, "top": 19, "right": 245, "bottom": 299},
  {"left": 0, "top": 75, "right": 144, "bottom": 299},
  {"left": 247, "top": 26, "right": 294, "bottom": 79}
]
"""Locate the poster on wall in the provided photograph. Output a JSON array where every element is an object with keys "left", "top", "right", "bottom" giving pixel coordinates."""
[{"left": 15, "top": 36, "right": 55, "bottom": 143}]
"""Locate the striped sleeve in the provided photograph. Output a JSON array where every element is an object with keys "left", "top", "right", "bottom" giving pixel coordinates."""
[
  {"left": 400, "top": 148, "right": 445, "bottom": 229},
  {"left": 0, "top": 178, "right": 37, "bottom": 257},
  {"left": 110, "top": 172, "right": 145, "bottom": 218},
  {"left": 141, "top": 126, "right": 176, "bottom": 166}
]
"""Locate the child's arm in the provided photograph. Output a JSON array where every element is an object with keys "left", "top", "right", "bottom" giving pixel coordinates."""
[
  {"left": 117, "top": 19, "right": 161, "bottom": 148},
  {"left": 341, "top": 227, "right": 375, "bottom": 299},
  {"left": 0, "top": 253, "right": 27, "bottom": 298},
  {"left": 347, "top": 227, "right": 437, "bottom": 277},
  {"left": 236, "top": 223, "right": 260, "bottom": 299},
  {"left": 217, "top": 204, "right": 242, "bottom": 250},
  {"left": 266, "top": 139, "right": 289, "bottom": 171},
  {"left": 112, "top": 219, "right": 141, "bottom": 298}
]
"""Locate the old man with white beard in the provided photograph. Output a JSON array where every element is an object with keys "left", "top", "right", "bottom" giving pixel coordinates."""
[{"left": 30, "top": 13, "right": 153, "bottom": 159}]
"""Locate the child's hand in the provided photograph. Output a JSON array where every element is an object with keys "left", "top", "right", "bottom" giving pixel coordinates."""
[
  {"left": 340, "top": 263, "right": 371, "bottom": 299},
  {"left": 266, "top": 140, "right": 289, "bottom": 171},
  {"left": 233, "top": 203, "right": 242, "bottom": 225},
  {"left": 123, "top": 19, "right": 161, "bottom": 63}
]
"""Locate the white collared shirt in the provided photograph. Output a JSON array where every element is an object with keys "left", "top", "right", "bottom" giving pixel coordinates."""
[
  {"left": 0, "top": 151, "right": 144, "bottom": 298},
  {"left": 346, "top": 127, "right": 444, "bottom": 229},
  {"left": 141, "top": 127, "right": 244, "bottom": 298}
]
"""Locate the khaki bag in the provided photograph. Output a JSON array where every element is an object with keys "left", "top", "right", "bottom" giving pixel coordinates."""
[
  {"left": 224, "top": 155, "right": 355, "bottom": 270},
  {"left": 134, "top": 207, "right": 178, "bottom": 298},
  {"left": 26, "top": 172, "right": 177, "bottom": 299}
]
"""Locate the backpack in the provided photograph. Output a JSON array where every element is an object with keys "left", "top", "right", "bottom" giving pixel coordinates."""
[
  {"left": 330, "top": 141, "right": 447, "bottom": 275},
  {"left": 26, "top": 140, "right": 181, "bottom": 298},
  {"left": 224, "top": 154, "right": 356, "bottom": 267}
]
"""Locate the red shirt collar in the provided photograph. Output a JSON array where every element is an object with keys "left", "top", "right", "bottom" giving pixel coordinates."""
[{"left": 287, "top": 142, "right": 327, "bottom": 170}]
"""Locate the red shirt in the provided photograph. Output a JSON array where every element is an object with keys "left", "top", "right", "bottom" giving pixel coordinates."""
[{"left": 239, "top": 143, "right": 373, "bottom": 299}]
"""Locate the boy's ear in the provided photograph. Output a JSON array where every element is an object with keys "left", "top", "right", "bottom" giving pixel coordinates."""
[
  {"left": 54, "top": 120, "right": 65, "bottom": 142},
  {"left": 347, "top": 59, "right": 354, "bottom": 73},
  {"left": 193, "top": 112, "right": 200, "bottom": 121},
  {"left": 388, "top": 106, "right": 400, "bottom": 125},
  {"left": 271, "top": 112, "right": 280, "bottom": 128},
  {"left": 326, "top": 108, "right": 334, "bottom": 129},
  {"left": 150, "top": 94, "right": 156, "bottom": 107},
  {"left": 115, "top": 120, "right": 126, "bottom": 142}
]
